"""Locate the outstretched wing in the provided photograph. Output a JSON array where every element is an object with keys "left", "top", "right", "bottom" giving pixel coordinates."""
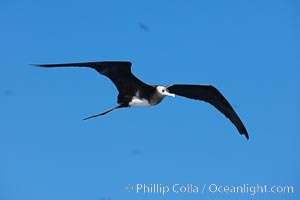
[
  {"left": 166, "top": 84, "right": 249, "bottom": 139},
  {"left": 33, "top": 61, "right": 150, "bottom": 96}
]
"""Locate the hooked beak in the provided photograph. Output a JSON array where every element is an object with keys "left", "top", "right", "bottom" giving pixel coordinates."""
[{"left": 165, "top": 90, "right": 176, "bottom": 98}]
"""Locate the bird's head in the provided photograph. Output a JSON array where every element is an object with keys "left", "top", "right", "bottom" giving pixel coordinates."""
[{"left": 156, "top": 86, "right": 175, "bottom": 97}]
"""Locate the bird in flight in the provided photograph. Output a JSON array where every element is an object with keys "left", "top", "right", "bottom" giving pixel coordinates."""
[{"left": 34, "top": 61, "right": 249, "bottom": 139}]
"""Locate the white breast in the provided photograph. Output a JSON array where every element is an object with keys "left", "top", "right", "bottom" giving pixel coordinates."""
[{"left": 129, "top": 97, "right": 151, "bottom": 107}]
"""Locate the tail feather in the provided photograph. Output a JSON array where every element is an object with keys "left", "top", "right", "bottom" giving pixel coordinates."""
[{"left": 83, "top": 104, "right": 123, "bottom": 120}]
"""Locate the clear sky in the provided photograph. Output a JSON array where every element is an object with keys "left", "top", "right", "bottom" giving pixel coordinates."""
[{"left": 0, "top": 0, "right": 299, "bottom": 199}]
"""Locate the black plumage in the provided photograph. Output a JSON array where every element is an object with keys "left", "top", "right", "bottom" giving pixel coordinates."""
[
  {"left": 34, "top": 61, "right": 249, "bottom": 139},
  {"left": 166, "top": 84, "right": 248, "bottom": 139}
]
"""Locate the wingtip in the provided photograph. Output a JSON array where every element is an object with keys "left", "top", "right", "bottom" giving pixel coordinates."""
[
  {"left": 243, "top": 132, "right": 249, "bottom": 140},
  {"left": 30, "top": 64, "right": 43, "bottom": 67}
]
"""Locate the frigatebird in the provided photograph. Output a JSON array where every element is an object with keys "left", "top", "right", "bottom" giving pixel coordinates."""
[{"left": 34, "top": 61, "right": 249, "bottom": 139}]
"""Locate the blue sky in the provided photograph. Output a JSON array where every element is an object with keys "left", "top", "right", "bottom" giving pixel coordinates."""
[{"left": 0, "top": 0, "right": 299, "bottom": 199}]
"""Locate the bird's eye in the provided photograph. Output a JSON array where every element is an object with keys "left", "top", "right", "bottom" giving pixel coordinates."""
[{"left": 162, "top": 89, "right": 165, "bottom": 92}]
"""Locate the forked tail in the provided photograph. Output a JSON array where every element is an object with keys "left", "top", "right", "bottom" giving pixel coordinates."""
[{"left": 83, "top": 104, "right": 123, "bottom": 120}]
